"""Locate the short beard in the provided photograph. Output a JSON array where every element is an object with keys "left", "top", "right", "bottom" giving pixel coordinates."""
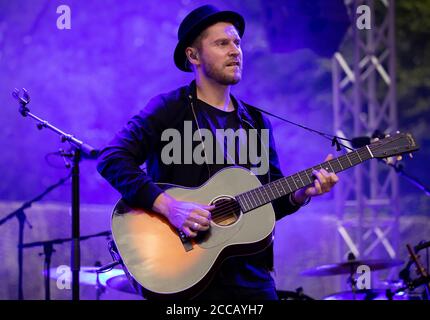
[{"left": 202, "top": 60, "right": 242, "bottom": 85}]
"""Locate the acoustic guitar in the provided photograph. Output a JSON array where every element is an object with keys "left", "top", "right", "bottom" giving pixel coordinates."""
[{"left": 110, "top": 132, "right": 418, "bottom": 299}]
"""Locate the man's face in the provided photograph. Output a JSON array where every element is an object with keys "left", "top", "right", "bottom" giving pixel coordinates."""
[{"left": 195, "top": 22, "right": 243, "bottom": 85}]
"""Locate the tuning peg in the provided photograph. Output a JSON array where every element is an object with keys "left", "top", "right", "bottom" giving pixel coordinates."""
[
  {"left": 397, "top": 155, "right": 402, "bottom": 161},
  {"left": 409, "top": 153, "right": 413, "bottom": 159},
  {"left": 396, "top": 130, "right": 400, "bottom": 134}
]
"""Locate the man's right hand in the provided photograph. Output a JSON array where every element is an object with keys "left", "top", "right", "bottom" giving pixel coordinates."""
[{"left": 152, "top": 192, "right": 214, "bottom": 238}]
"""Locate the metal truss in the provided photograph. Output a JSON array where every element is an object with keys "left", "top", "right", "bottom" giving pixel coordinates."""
[{"left": 332, "top": 0, "right": 400, "bottom": 281}]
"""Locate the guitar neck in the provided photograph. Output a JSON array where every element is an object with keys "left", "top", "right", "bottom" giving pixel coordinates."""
[{"left": 236, "top": 145, "right": 374, "bottom": 212}]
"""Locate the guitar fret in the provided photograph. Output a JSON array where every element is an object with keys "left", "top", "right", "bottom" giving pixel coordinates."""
[
  {"left": 238, "top": 194, "right": 249, "bottom": 212},
  {"left": 304, "top": 170, "right": 313, "bottom": 184},
  {"left": 337, "top": 158, "right": 344, "bottom": 170},
  {"left": 353, "top": 152, "right": 361, "bottom": 165},
  {"left": 296, "top": 173, "right": 305, "bottom": 188},
  {"left": 245, "top": 191, "right": 255, "bottom": 209},
  {"left": 345, "top": 154, "right": 353, "bottom": 166},
  {"left": 289, "top": 175, "right": 298, "bottom": 190},
  {"left": 258, "top": 187, "right": 266, "bottom": 204},
  {"left": 268, "top": 185, "right": 276, "bottom": 200},
  {"left": 356, "top": 150, "right": 362, "bottom": 162},
  {"left": 253, "top": 189, "right": 261, "bottom": 207},
  {"left": 251, "top": 189, "right": 260, "bottom": 207},
  {"left": 254, "top": 189, "right": 262, "bottom": 207},
  {"left": 257, "top": 189, "right": 264, "bottom": 205},
  {"left": 279, "top": 181, "right": 287, "bottom": 194},
  {"left": 277, "top": 181, "right": 284, "bottom": 195},
  {"left": 327, "top": 161, "right": 336, "bottom": 172},
  {"left": 274, "top": 182, "right": 281, "bottom": 197},
  {"left": 299, "top": 171, "right": 309, "bottom": 186},
  {"left": 262, "top": 186, "right": 270, "bottom": 201},
  {"left": 282, "top": 178, "right": 292, "bottom": 193},
  {"left": 243, "top": 194, "right": 251, "bottom": 211}
]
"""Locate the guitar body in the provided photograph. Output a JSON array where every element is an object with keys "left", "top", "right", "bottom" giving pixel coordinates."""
[{"left": 111, "top": 166, "right": 276, "bottom": 300}]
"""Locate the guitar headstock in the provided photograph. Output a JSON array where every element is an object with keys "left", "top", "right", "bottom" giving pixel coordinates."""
[{"left": 368, "top": 133, "right": 419, "bottom": 159}]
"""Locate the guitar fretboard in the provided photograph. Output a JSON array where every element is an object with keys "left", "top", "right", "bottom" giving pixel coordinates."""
[{"left": 235, "top": 146, "right": 373, "bottom": 212}]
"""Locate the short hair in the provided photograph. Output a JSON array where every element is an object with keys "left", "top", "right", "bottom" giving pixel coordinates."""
[{"left": 185, "top": 29, "right": 209, "bottom": 71}]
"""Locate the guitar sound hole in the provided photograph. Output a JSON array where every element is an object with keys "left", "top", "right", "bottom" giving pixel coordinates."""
[{"left": 210, "top": 196, "right": 241, "bottom": 226}]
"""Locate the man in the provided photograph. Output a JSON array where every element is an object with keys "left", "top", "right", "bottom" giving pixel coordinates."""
[{"left": 97, "top": 5, "right": 338, "bottom": 300}]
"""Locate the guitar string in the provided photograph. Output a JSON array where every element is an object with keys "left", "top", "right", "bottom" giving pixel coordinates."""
[
  {"left": 212, "top": 210, "right": 238, "bottom": 223},
  {"left": 211, "top": 155, "right": 367, "bottom": 220},
  {"left": 210, "top": 140, "right": 395, "bottom": 222},
  {"left": 211, "top": 202, "right": 240, "bottom": 218},
  {"left": 211, "top": 203, "right": 241, "bottom": 222}
]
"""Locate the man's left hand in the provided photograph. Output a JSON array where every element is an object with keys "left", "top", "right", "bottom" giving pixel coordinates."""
[{"left": 293, "top": 153, "right": 339, "bottom": 205}]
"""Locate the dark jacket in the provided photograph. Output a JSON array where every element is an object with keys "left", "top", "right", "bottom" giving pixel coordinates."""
[{"left": 97, "top": 81, "right": 301, "bottom": 287}]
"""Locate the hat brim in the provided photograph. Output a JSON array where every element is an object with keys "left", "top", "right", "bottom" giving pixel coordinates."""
[{"left": 174, "top": 11, "right": 245, "bottom": 72}]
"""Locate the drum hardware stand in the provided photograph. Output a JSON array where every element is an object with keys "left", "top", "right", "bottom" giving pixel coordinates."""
[
  {"left": 12, "top": 88, "right": 99, "bottom": 300},
  {"left": 0, "top": 172, "right": 71, "bottom": 300},
  {"left": 346, "top": 252, "right": 358, "bottom": 300},
  {"left": 386, "top": 241, "right": 430, "bottom": 300},
  {"left": 94, "top": 261, "right": 106, "bottom": 300},
  {"left": 21, "top": 230, "right": 111, "bottom": 300}
]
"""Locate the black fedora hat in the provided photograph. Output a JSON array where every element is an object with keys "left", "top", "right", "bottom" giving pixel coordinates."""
[{"left": 174, "top": 5, "right": 245, "bottom": 72}]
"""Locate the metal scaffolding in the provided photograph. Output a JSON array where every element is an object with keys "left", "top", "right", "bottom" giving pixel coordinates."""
[{"left": 332, "top": 0, "right": 399, "bottom": 281}]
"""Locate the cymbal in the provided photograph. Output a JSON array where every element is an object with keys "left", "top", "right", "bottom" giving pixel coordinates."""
[
  {"left": 300, "top": 259, "right": 404, "bottom": 277},
  {"left": 323, "top": 289, "right": 409, "bottom": 300},
  {"left": 106, "top": 275, "right": 138, "bottom": 295},
  {"left": 45, "top": 266, "right": 125, "bottom": 286}
]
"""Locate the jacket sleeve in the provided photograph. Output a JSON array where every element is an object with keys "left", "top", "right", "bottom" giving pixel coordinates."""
[
  {"left": 96, "top": 96, "right": 169, "bottom": 210},
  {"left": 263, "top": 116, "right": 302, "bottom": 221}
]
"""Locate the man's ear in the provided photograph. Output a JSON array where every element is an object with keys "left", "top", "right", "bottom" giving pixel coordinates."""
[{"left": 186, "top": 48, "right": 199, "bottom": 62}]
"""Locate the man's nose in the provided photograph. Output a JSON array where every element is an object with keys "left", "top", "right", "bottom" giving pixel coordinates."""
[
  {"left": 228, "top": 44, "right": 241, "bottom": 56},
  {"left": 229, "top": 42, "right": 240, "bottom": 56}
]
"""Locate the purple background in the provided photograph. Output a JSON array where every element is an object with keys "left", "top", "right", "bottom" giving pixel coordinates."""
[{"left": 0, "top": 0, "right": 429, "bottom": 300}]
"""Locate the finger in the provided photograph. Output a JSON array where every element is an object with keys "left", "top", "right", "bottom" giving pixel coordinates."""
[
  {"left": 314, "top": 179, "right": 323, "bottom": 194},
  {"left": 194, "top": 222, "right": 209, "bottom": 231},
  {"left": 189, "top": 213, "right": 210, "bottom": 227},
  {"left": 183, "top": 226, "right": 197, "bottom": 238},
  {"left": 304, "top": 186, "right": 316, "bottom": 197},
  {"left": 191, "top": 208, "right": 212, "bottom": 222},
  {"left": 325, "top": 153, "right": 334, "bottom": 161},
  {"left": 320, "top": 168, "right": 331, "bottom": 179},
  {"left": 313, "top": 170, "right": 327, "bottom": 186},
  {"left": 331, "top": 173, "right": 339, "bottom": 184},
  {"left": 187, "top": 220, "right": 210, "bottom": 232}
]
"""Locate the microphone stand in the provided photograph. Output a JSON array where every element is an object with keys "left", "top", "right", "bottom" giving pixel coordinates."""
[
  {"left": 388, "top": 162, "right": 430, "bottom": 196},
  {"left": 21, "top": 230, "right": 111, "bottom": 300},
  {"left": 0, "top": 173, "right": 71, "bottom": 300},
  {"left": 12, "top": 88, "right": 99, "bottom": 300}
]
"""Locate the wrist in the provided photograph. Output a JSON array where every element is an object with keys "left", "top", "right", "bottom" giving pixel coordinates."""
[{"left": 152, "top": 192, "right": 174, "bottom": 217}]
